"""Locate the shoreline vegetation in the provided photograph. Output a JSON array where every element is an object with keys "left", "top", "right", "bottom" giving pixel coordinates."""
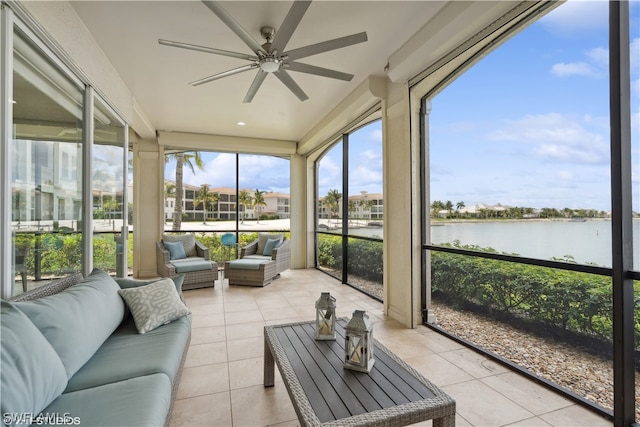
[{"left": 430, "top": 217, "right": 615, "bottom": 224}]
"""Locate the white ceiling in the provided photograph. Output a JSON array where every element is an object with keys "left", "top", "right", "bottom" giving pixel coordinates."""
[{"left": 68, "top": 1, "right": 519, "bottom": 142}]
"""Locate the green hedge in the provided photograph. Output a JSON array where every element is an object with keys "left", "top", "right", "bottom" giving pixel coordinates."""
[
  {"left": 14, "top": 231, "right": 294, "bottom": 279},
  {"left": 431, "top": 245, "right": 640, "bottom": 346},
  {"left": 317, "top": 235, "right": 383, "bottom": 283}
]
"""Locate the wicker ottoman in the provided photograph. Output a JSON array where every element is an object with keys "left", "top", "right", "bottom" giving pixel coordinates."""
[{"left": 224, "top": 259, "right": 277, "bottom": 287}]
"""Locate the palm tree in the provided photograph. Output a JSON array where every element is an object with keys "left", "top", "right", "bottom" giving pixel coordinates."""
[
  {"left": 165, "top": 152, "right": 204, "bottom": 230},
  {"left": 348, "top": 200, "right": 357, "bottom": 224},
  {"left": 103, "top": 198, "right": 119, "bottom": 227},
  {"left": 194, "top": 184, "right": 219, "bottom": 224},
  {"left": 164, "top": 182, "right": 176, "bottom": 223},
  {"left": 252, "top": 189, "right": 266, "bottom": 224},
  {"left": 456, "top": 201, "right": 465, "bottom": 217},
  {"left": 359, "top": 199, "right": 375, "bottom": 220},
  {"left": 430, "top": 200, "right": 445, "bottom": 218},
  {"left": 324, "top": 189, "right": 342, "bottom": 224},
  {"left": 238, "top": 190, "right": 252, "bottom": 224},
  {"left": 444, "top": 200, "right": 454, "bottom": 218}
]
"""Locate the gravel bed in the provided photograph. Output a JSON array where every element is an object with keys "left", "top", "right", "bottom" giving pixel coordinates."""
[{"left": 343, "top": 275, "right": 639, "bottom": 419}]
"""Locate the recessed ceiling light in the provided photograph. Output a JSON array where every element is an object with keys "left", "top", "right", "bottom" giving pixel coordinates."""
[{"left": 236, "top": 121, "right": 246, "bottom": 126}]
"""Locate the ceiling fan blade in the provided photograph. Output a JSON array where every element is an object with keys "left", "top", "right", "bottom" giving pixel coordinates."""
[
  {"left": 158, "top": 39, "right": 257, "bottom": 61},
  {"left": 274, "top": 69, "right": 308, "bottom": 101},
  {"left": 243, "top": 71, "right": 268, "bottom": 103},
  {"left": 286, "top": 62, "right": 354, "bottom": 81},
  {"left": 284, "top": 32, "right": 368, "bottom": 61},
  {"left": 201, "top": 1, "right": 267, "bottom": 55},
  {"left": 190, "top": 63, "right": 258, "bottom": 86},
  {"left": 269, "top": 1, "right": 311, "bottom": 54}
]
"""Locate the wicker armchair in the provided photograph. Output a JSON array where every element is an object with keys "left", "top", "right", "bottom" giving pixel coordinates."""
[
  {"left": 240, "top": 233, "right": 291, "bottom": 275},
  {"left": 156, "top": 235, "right": 218, "bottom": 290}
]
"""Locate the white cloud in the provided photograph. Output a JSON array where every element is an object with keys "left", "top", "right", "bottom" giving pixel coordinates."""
[
  {"left": 586, "top": 47, "right": 608, "bottom": 67},
  {"left": 631, "top": 38, "right": 640, "bottom": 75},
  {"left": 367, "top": 128, "right": 382, "bottom": 142},
  {"left": 360, "top": 149, "right": 380, "bottom": 161},
  {"left": 551, "top": 61, "right": 600, "bottom": 77},
  {"left": 318, "top": 156, "right": 341, "bottom": 196},
  {"left": 487, "top": 113, "right": 609, "bottom": 165},
  {"left": 349, "top": 165, "right": 382, "bottom": 191},
  {"left": 539, "top": 0, "right": 608, "bottom": 34},
  {"left": 551, "top": 46, "right": 609, "bottom": 78}
]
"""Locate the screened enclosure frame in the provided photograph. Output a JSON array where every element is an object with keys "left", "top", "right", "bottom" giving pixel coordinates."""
[{"left": 418, "top": 2, "right": 636, "bottom": 424}]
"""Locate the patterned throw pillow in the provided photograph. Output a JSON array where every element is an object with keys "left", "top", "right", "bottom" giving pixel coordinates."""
[
  {"left": 117, "top": 278, "right": 190, "bottom": 334},
  {"left": 162, "top": 233, "right": 197, "bottom": 257}
]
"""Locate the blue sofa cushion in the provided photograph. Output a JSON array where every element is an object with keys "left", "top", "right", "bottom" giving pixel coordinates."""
[
  {"left": 0, "top": 301, "right": 68, "bottom": 422},
  {"left": 163, "top": 241, "right": 186, "bottom": 260},
  {"left": 171, "top": 259, "right": 213, "bottom": 273},
  {"left": 65, "top": 315, "right": 191, "bottom": 393},
  {"left": 14, "top": 269, "right": 125, "bottom": 379},
  {"left": 44, "top": 373, "right": 172, "bottom": 427}
]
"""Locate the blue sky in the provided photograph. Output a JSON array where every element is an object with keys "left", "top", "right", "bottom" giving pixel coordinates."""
[
  {"left": 167, "top": 0, "right": 638, "bottom": 211},
  {"left": 430, "top": 0, "right": 639, "bottom": 212}
]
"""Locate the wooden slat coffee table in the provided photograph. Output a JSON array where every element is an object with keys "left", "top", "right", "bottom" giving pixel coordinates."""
[{"left": 264, "top": 319, "right": 456, "bottom": 427}]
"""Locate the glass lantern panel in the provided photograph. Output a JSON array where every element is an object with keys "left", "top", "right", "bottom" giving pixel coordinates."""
[
  {"left": 348, "top": 336, "right": 362, "bottom": 363},
  {"left": 318, "top": 313, "right": 333, "bottom": 335}
]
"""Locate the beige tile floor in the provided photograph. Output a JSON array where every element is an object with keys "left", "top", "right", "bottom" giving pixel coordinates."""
[{"left": 170, "top": 269, "right": 612, "bottom": 427}]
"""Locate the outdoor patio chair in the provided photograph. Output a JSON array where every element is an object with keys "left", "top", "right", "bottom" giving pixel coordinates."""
[
  {"left": 156, "top": 233, "right": 218, "bottom": 290},
  {"left": 239, "top": 232, "right": 291, "bottom": 275}
]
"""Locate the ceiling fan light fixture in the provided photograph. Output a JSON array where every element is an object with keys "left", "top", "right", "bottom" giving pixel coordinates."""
[
  {"left": 259, "top": 57, "right": 281, "bottom": 73},
  {"left": 161, "top": 1, "right": 368, "bottom": 102}
]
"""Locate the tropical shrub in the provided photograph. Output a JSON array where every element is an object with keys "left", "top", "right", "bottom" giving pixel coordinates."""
[
  {"left": 430, "top": 244, "right": 640, "bottom": 347},
  {"left": 316, "top": 235, "right": 383, "bottom": 283}
]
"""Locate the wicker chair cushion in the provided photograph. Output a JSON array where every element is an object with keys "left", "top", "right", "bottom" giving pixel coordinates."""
[
  {"left": 170, "top": 259, "right": 213, "bottom": 273},
  {"left": 162, "top": 233, "right": 197, "bottom": 257},
  {"left": 1, "top": 301, "right": 68, "bottom": 417},
  {"left": 229, "top": 259, "right": 268, "bottom": 270},
  {"left": 257, "top": 233, "right": 284, "bottom": 255}
]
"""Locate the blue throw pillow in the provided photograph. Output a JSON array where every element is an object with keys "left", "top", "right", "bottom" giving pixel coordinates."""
[
  {"left": 262, "top": 238, "right": 282, "bottom": 256},
  {"left": 164, "top": 241, "right": 186, "bottom": 260},
  {"left": 1, "top": 301, "right": 68, "bottom": 418},
  {"left": 14, "top": 269, "right": 125, "bottom": 379}
]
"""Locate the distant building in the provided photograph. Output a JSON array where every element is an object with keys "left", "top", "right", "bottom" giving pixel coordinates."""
[
  {"left": 163, "top": 181, "right": 291, "bottom": 221},
  {"left": 317, "top": 191, "right": 383, "bottom": 220}
]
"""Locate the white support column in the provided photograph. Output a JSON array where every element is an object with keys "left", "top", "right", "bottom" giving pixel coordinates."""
[
  {"left": 289, "top": 153, "right": 306, "bottom": 269},
  {"left": 132, "top": 138, "right": 162, "bottom": 278},
  {"left": 83, "top": 86, "right": 94, "bottom": 277},
  {"left": 382, "top": 82, "right": 416, "bottom": 328}
]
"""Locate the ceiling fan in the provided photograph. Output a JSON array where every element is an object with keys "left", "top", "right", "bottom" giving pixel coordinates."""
[{"left": 159, "top": 0, "right": 367, "bottom": 103}]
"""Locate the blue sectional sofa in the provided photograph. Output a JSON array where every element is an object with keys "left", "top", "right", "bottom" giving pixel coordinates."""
[{"left": 1, "top": 269, "right": 191, "bottom": 427}]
